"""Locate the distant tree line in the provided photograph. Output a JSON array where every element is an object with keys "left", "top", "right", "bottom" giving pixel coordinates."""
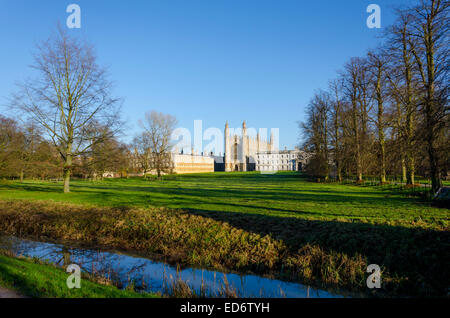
[
  {"left": 0, "top": 116, "right": 62, "bottom": 180},
  {"left": 0, "top": 110, "right": 177, "bottom": 182},
  {"left": 300, "top": 0, "right": 449, "bottom": 193},
  {"left": 0, "top": 114, "right": 131, "bottom": 181}
]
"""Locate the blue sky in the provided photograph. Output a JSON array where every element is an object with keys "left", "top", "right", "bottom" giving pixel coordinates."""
[{"left": 0, "top": 0, "right": 414, "bottom": 151}]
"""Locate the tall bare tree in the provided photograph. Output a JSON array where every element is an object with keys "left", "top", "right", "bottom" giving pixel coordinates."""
[
  {"left": 368, "top": 51, "right": 388, "bottom": 183},
  {"left": 342, "top": 58, "right": 364, "bottom": 182},
  {"left": 138, "top": 111, "right": 177, "bottom": 179},
  {"left": 385, "top": 11, "right": 420, "bottom": 185},
  {"left": 10, "top": 27, "right": 122, "bottom": 192},
  {"left": 301, "top": 90, "right": 331, "bottom": 179},
  {"left": 132, "top": 133, "right": 153, "bottom": 177},
  {"left": 329, "top": 79, "right": 344, "bottom": 182},
  {"left": 407, "top": 0, "right": 449, "bottom": 192}
]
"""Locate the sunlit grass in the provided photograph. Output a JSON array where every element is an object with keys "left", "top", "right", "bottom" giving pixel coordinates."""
[
  {"left": 0, "top": 172, "right": 447, "bottom": 230},
  {"left": 0, "top": 253, "right": 158, "bottom": 298}
]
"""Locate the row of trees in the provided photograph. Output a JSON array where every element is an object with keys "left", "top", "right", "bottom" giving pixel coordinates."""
[
  {"left": 300, "top": 0, "right": 449, "bottom": 192},
  {"left": 0, "top": 110, "right": 177, "bottom": 183},
  {"left": 0, "top": 114, "right": 131, "bottom": 181},
  {"left": 0, "top": 116, "right": 61, "bottom": 180}
]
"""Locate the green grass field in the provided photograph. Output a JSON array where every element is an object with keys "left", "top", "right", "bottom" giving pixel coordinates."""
[
  {"left": 0, "top": 172, "right": 448, "bottom": 297},
  {"left": 0, "top": 172, "right": 446, "bottom": 230},
  {"left": 0, "top": 253, "right": 158, "bottom": 298}
]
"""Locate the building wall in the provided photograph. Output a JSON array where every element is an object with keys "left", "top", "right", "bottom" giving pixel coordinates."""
[
  {"left": 255, "top": 150, "right": 310, "bottom": 172},
  {"left": 128, "top": 152, "right": 214, "bottom": 175},
  {"left": 173, "top": 153, "right": 214, "bottom": 174},
  {"left": 224, "top": 121, "right": 275, "bottom": 172}
]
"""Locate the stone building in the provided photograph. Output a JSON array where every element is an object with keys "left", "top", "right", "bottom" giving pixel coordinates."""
[
  {"left": 129, "top": 151, "right": 214, "bottom": 176},
  {"left": 255, "top": 148, "right": 310, "bottom": 172},
  {"left": 172, "top": 153, "right": 214, "bottom": 174},
  {"left": 224, "top": 121, "right": 275, "bottom": 172}
]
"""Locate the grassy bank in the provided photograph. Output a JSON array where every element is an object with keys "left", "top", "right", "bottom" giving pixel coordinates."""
[
  {"left": 0, "top": 252, "right": 158, "bottom": 298},
  {"left": 0, "top": 196, "right": 448, "bottom": 297}
]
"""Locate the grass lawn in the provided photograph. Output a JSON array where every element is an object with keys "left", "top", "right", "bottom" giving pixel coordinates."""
[
  {"left": 0, "top": 172, "right": 448, "bottom": 297},
  {"left": 0, "top": 253, "right": 158, "bottom": 298},
  {"left": 0, "top": 172, "right": 447, "bottom": 230}
]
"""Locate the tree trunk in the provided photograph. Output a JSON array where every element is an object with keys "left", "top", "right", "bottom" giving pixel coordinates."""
[
  {"left": 402, "top": 28, "right": 416, "bottom": 185},
  {"left": 376, "top": 66, "right": 386, "bottom": 184},
  {"left": 333, "top": 87, "right": 342, "bottom": 183},
  {"left": 63, "top": 154, "right": 72, "bottom": 193},
  {"left": 401, "top": 157, "right": 407, "bottom": 183},
  {"left": 406, "top": 153, "right": 415, "bottom": 185},
  {"left": 379, "top": 136, "right": 386, "bottom": 183},
  {"left": 425, "top": 26, "right": 439, "bottom": 193},
  {"left": 427, "top": 133, "right": 439, "bottom": 192},
  {"left": 19, "top": 170, "right": 24, "bottom": 183},
  {"left": 353, "top": 101, "right": 363, "bottom": 182}
]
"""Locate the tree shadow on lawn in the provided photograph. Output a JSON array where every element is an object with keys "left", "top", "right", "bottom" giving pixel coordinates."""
[
  {"left": 63, "top": 185, "right": 426, "bottom": 220},
  {"left": 0, "top": 182, "right": 436, "bottom": 218},
  {"left": 0, "top": 183, "right": 62, "bottom": 193},
  {"left": 186, "top": 208, "right": 450, "bottom": 296},
  {"left": 66, "top": 183, "right": 424, "bottom": 207}
]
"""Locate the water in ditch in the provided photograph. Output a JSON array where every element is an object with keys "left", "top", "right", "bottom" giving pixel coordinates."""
[{"left": 0, "top": 235, "right": 348, "bottom": 298}]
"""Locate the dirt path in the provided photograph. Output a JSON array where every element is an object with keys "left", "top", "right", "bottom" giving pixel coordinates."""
[{"left": 0, "top": 286, "right": 25, "bottom": 298}]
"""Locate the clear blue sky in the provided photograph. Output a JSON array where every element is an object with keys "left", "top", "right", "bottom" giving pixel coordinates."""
[{"left": 0, "top": 0, "right": 414, "bottom": 151}]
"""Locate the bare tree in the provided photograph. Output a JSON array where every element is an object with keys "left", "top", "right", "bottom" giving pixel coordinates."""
[
  {"left": 300, "top": 90, "right": 331, "bottom": 180},
  {"left": 368, "top": 50, "right": 388, "bottom": 183},
  {"left": 342, "top": 58, "right": 364, "bottom": 182},
  {"left": 329, "top": 79, "right": 344, "bottom": 182},
  {"left": 138, "top": 111, "right": 177, "bottom": 179},
  {"left": 132, "top": 133, "right": 153, "bottom": 177},
  {"left": 10, "top": 27, "right": 122, "bottom": 192},
  {"left": 385, "top": 11, "right": 420, "bottom": 185},
  {"left": 407, "top": 0, "right": 449, "bottom": 192}
]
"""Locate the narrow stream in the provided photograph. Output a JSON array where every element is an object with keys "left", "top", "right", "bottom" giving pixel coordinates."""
[{"left": 0, "top": 235, "right": 348, "bottom": 298}]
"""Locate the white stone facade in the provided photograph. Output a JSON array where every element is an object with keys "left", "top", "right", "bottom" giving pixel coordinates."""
[{"left": 255, "top": 149, "right": 310, "bottom": 172}]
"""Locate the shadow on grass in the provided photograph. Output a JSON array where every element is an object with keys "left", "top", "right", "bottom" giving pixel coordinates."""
[
  {"left": 186, "top": 208, "right": 450, "bottom": 296},
  {"left": 0, "top": 179, "right": 438, "bottom": 221}
]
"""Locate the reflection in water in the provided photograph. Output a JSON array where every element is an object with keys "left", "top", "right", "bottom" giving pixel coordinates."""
[{"left": 0, "top": 235, "right": 344, "bottom": 298}]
